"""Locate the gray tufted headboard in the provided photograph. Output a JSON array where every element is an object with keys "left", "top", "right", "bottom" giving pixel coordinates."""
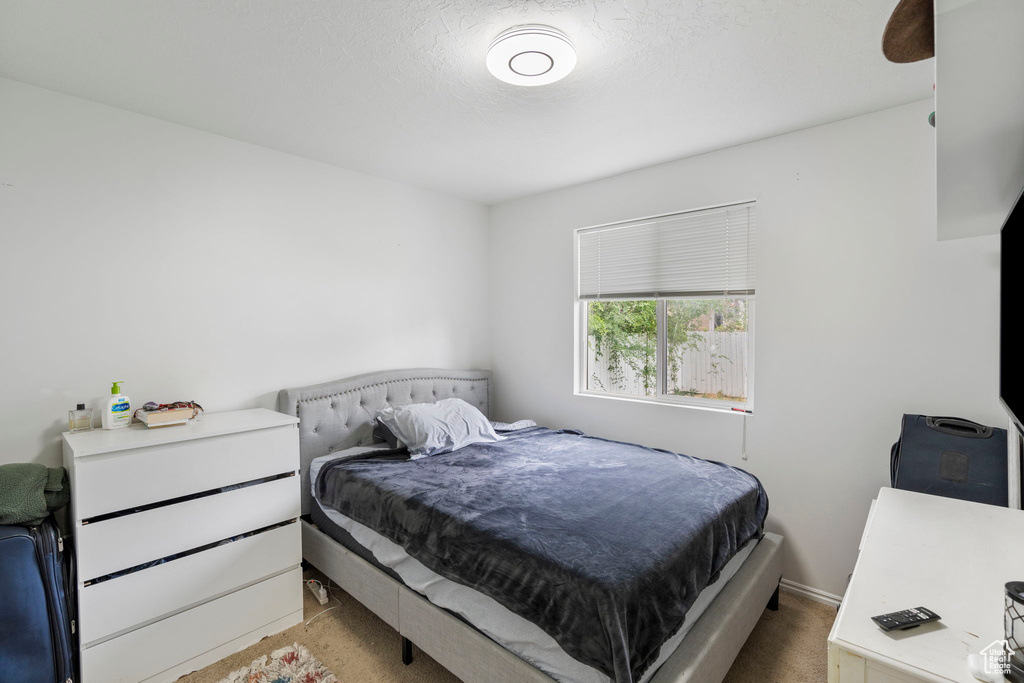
[{"left": 278, "top": 368, "right": 492, "bottom": 514}]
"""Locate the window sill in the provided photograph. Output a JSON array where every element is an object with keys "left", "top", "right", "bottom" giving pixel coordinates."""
[{"left": 574, "top": 390, "right": 752, "bottom": 415}]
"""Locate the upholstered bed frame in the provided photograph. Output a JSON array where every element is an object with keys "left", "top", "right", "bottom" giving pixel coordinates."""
[{"left": 279, "top": 368, "right": 784, "bottom": 683}]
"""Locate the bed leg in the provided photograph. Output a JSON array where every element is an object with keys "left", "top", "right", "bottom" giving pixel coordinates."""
[
  {"left": 767, "top": 582, "right": 781, "bottom": 611},
  {"left": 402, "top": 637, "right": 413, "bottom": 665}
]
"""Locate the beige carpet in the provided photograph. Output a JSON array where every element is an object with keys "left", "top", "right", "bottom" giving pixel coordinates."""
[{"left": 178, "top": 570, "right": 835, "bottom": 683}]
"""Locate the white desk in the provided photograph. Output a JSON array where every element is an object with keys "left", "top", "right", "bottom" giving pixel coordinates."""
[{"left": 829, "top": 487, "right": 1024, "bottom": 682}]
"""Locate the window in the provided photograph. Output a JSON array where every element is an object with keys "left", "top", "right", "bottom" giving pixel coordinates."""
[{"left": 576, "top": 201, "right": 756, "bottom": 412}]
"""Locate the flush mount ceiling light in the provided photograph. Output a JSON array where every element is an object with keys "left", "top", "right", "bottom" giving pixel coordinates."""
[{"left": 486, "top": 25, "right": 576, "bottom": 86}]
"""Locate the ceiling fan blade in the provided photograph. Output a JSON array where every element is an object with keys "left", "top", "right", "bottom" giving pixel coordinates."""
[{"left": 882, "top": 0, "right": 935, "bottom": 63}]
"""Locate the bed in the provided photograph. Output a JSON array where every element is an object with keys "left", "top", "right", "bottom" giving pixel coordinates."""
[{"left": 279, "top": 368, "right": 784, "bottom": 683}]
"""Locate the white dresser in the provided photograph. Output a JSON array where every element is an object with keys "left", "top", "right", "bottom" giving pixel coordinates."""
[
  {"left": 62, "top": 408, "right": 303, "bottom": 683},
  {"left": 829, "top": 487, "right": 1024, "bottom": 682}
]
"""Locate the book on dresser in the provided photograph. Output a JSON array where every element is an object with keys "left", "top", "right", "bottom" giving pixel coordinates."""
[
  {"left": 134, "top": 406, "right": 195, "bottom": 428},
  {"left": 62, "top": 408, "right": 303, "bottom": 683}
]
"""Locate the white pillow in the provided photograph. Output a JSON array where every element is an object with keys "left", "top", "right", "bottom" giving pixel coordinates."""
[{"left": 376, "top": 398, "right": 502, "bottom": 459}]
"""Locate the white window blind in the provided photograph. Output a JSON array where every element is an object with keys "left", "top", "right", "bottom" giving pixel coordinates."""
[{"left": 577, "top": 201, "right": 757, "bottom": 299}]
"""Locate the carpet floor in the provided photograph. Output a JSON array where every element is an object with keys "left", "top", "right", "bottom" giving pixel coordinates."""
[{"left": 177, "top": 570, "right": 836, "bottom": 683}]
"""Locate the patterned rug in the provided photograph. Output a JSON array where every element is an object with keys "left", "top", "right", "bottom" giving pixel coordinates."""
[{"left": 217, "top": 643, "right": 338, "bottom": 683}]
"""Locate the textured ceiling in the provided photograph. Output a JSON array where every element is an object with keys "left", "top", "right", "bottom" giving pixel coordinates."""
[{"left": 0, "top": 1, "right": 933, "bottom": 204}]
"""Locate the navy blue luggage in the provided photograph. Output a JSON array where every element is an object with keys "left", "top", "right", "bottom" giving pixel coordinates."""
[
  {"left": 891, "top": 414, "right": 1008, "bottom": 507},
  {"left": 0, "top": 517, "right": 76, "bottom": 683}
]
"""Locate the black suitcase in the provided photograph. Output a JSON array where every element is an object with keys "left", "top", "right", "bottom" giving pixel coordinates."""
[
  {"left": 0, "top": 517, "right": 76, "bottom": 683},
  {"left": 890, "top": 414, "right": 1008, "bottom": 507}
]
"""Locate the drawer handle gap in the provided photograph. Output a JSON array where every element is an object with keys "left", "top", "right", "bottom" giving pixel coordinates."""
[
  {"left": 81, "top": 471, "right": 296, "bottom": 526},
  {"left": 83, "top": 519, "right": 296, "bottom": 586}
]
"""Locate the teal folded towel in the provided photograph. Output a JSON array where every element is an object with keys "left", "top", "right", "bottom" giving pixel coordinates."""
[{"left": 0, "top": 463, "right": 70, "bottom": 526}]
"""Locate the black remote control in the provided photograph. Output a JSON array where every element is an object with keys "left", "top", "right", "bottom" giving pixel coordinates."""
[{"left": 871, "top": 607, "right": 941, "bottom": 631}]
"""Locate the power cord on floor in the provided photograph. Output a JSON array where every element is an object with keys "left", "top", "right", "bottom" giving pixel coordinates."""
[{"left": 304, "top": 578, "right": 343, "bottom": 627}]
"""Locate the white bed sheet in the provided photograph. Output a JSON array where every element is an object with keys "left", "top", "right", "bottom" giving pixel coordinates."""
[{"left": 310, "top": 454, "right": 758, "bottom": 683}]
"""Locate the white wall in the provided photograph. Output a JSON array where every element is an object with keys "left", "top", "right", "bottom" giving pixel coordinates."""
[
  {"left": 488, "top": 99, "right": 1003, "bottom": 597},
  {"left": 1, "top": 77, "right": 1004, "bottom": 598},
  {"left": 0, "top": 77, "right": 490, "bottom": 468}
]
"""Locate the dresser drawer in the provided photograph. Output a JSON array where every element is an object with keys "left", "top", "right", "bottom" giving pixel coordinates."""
[
  {"left": 81, "top": 567, "right": 302, "bottom": 683},
  {"left": 73, "top": 425, "right": 297, "bottom": 519},
  {"left": 77, "top": 475, "right": 299, "bottom": 581},
  {"left": 79, "top": 522, "right": 299, "bottom": 645}
]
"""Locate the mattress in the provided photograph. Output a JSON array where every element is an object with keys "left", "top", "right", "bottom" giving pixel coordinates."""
[{"left": 310, "top": 490, "right": 757, "bottom": 683}]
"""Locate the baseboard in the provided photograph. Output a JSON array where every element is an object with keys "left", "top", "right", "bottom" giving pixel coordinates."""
[{"left": 780, "top": 578, "right": 843, "bottom": 608}]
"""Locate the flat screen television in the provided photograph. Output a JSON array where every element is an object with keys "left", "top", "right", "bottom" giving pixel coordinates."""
[{"left": 1001, "top": 182, "right": 1024, "bottom": 431}]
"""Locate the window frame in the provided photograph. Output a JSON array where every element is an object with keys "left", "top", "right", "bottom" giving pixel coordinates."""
[
  {"left": 575, "top": 295, "right": 755, "bottom": 413},
  {"left": 573, "top": 201, "right": 757, "bottom": 414}
]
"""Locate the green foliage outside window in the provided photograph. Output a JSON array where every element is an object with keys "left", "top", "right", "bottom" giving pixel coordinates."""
[
  {"left": 587, "top": 298, "right": 748, "bottom": 400},
  {"left": 588, "top": 300, "right": 658, "bottom": 394}
]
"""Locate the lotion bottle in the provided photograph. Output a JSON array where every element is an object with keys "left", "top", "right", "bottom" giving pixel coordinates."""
[{"left": 102, "top": 381, "right": 132, "bottom": 430}]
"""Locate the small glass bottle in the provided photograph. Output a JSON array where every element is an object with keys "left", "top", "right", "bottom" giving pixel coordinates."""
[{"left": 68, "top": 403, "right": 93, "bottom": 433}]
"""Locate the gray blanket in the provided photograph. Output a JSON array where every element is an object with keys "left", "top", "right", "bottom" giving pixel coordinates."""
[{"left": 316, "top": 427, "right": 767, "bottom": 683}]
